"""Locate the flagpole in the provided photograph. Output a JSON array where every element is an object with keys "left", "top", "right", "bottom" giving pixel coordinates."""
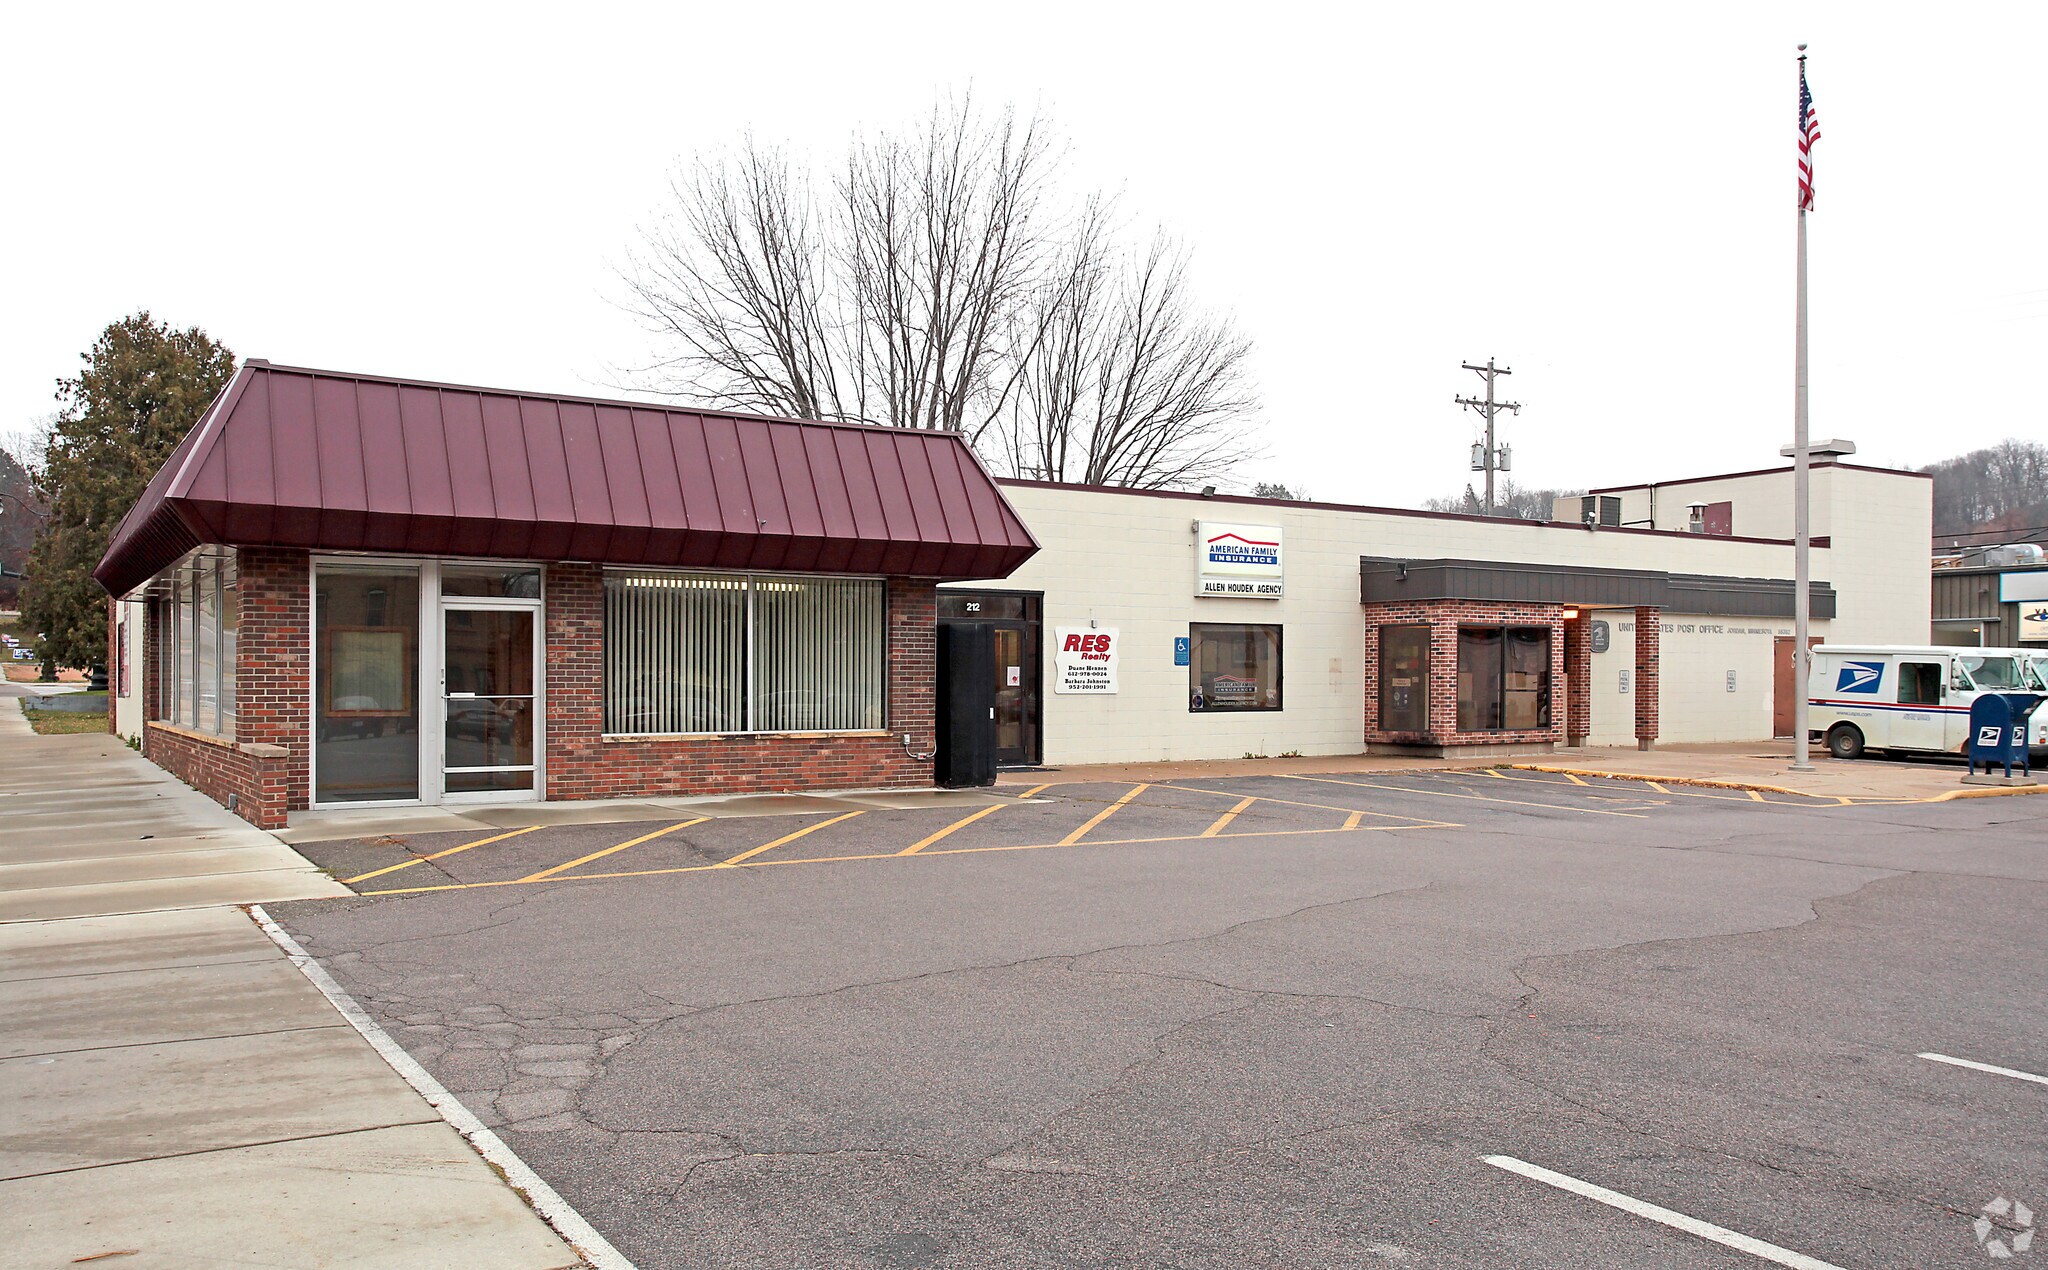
[{"left": 1791, "top": 43, "right": 1814, "bottom": 773}]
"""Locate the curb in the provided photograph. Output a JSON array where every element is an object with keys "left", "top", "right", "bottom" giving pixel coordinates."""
[
  {"left": 1507, "top": 764, "right": 1864, "bottom": 801},
  {"left": 1509, "top": 763, "right": 2045, "bottom": 804},
  {"left": 249, "top": 905, "right": 635, "bottom": 1270},
  {"left": 1925, "top": 784, "right": 2048, "bottom": 801}
]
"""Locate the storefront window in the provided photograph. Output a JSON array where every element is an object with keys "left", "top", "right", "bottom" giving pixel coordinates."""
[
  {"left": 315, "top": 567, "right": 422, "bottom": 803},
  {"left": 1378, "top": 624, "right": 1430, "bottom": 732},
  {"left": 1457, "top": 625, "right": 1551, "bottom": 732},
  {"left": 1188, "top": 624, "right": 1282, "bottom": 712},
  {"left": 155, "top": 553, "right": 238, "bottom": 738},
  {"left": 604, "top": 571, "right": 884, "bottom": 734}
]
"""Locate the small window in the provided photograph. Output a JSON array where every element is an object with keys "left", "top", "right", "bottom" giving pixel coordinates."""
[
  {"left": 1959, "top": 655, "right": 2022, "bottom": 690},
  {"left": 441, "top": 566, "right": 541, "bottom": 599},
  {"left": 1457, "top": 625, "right": 1552, "bottom": 732},
  {"left": 1897, "top": 662, "right": 1943, "bottom": 705},
  {"left": 1188, "top": 624, "right": 1282, "bottom": 712},
  {"left": 938, "top": 592, "right": 1028, "bottom": 620}
]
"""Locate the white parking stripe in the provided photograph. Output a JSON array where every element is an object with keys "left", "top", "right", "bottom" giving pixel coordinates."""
[
  {"left": 1918, "top": 1051, "right": 2048, "bottom": 1087},
  {"left": 1482, "top": 1155, "right": 1846, "bottom": 1270}
]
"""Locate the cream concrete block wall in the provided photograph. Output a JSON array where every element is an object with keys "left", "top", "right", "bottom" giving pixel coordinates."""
[
  {"left": 1651, "top": 613, "right": 1830, "bottom": 744},
  {"left": 1602, "top": 465, "right": 1929, "bottom": 646},
  {"left": 960, "top": 486, "right": 1841, "bottom": 765},
  {"left": 113, "top": 598, "right": 144, "bottom": 742},
  {"left": 1815, "top": 467, "right": 1931, "bottom": 644},
  {"left": 1580, "top": 608, "right": 1830, "bottom": 745},
  {"left": 1584, "top": 609, "right": 1637, "bottom": 746}
]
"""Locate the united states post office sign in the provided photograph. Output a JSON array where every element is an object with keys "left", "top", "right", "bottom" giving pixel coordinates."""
[{"left": 1196, "top": 522, "right": 1283, "bottom": 598}]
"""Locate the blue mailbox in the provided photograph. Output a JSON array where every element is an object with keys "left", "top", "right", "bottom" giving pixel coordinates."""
[{"left": 1967, "top": 693, "right": 2042, "bottom": 778}]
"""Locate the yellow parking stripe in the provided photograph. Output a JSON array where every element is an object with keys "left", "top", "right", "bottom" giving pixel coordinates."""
[
  {"left": 1280, "top": 773, "right": 1651, "bottom": 818},
  {"left": 1060, "top": 783, "right": 1149, "bottom": 845},
  {"left": 1478, "top": 768, "right": 1507, "bottom": 779},
  {"left": 898, "top": 803, "right": 1005, "bottom": 855},
  {"left": 343, "top": 825, "right": 544, "bottom": 884},
  {"left": 1748, "top": 789, "right": 1766, "bottom": 802},
  {"left": 351, "top": 819, "right": 1461, "bottom": 896},
  {"left": 1561, "top": 772, "right": 1589, "bottom": 786},
  {"left": 518, "top": 818, "right": 708, "bottom": 882},
  {"left": 1153, "top": 781, "right": 1442, "bottom": 824},
  {"left": 1200, "top": 796, "right": 1258, "bottom": 837},
  {"left": 1015, "top": 783, "right": 1053, "bottom": 799},
  {"left": 717, "top": 810, "right": 866, "bottom": 867},
  {"left": 1343, "top": 810, "right": 1365, "bottom": 830}
]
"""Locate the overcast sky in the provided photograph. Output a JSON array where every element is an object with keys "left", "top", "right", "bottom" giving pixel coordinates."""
[{"left": 5, "top": 2, "right": 2042, "bottom": 508}]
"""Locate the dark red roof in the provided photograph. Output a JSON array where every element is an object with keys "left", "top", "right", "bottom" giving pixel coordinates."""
[{"left": 97, "top": 362, "right": 1039, "bottom": 595}]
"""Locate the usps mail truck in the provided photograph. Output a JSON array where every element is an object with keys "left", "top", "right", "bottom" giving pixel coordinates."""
[
  {"left": 1976, "top": 646, "right": 2048, "bottom": 751},
  {"left": 1807, "top": 645, "right": 2039, "bottom": 760}
]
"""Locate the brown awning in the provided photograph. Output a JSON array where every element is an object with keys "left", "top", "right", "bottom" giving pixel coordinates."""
[{"left": 97, "top": 361, "right": 1039, "bottom": 596}]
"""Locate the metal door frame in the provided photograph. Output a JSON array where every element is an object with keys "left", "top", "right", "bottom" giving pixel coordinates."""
[{"left": 937, "top": 588, "right": 1042, "bottom": 767}]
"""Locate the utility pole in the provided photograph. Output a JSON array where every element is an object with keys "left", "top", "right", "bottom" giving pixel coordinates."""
[{"left": 1455, "top": 359, "right": 1521, "bottom": 515}]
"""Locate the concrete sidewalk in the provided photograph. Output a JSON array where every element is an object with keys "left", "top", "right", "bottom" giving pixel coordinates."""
[
  {"left": 0, "top": 700, "right": 590, "bottom": 1269},
  {"left": 995, "top": 740, "right": 2038, "bottom": 803}
]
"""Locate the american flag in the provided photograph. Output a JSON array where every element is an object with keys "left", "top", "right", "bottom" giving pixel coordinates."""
[{"left": 1797, "top": 63, "right": 1821, "bottom": 210}]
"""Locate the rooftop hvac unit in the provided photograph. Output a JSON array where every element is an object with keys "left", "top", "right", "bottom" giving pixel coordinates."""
[{"left": 1983, "top": 543, "right": 2047, "bottom": 568}]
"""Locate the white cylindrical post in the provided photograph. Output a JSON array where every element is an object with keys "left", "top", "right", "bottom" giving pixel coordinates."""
[{"left": 1791, "top": 204, "right": 1813, "bottom": 772}]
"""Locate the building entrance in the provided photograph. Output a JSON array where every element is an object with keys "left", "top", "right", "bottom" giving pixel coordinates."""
[{"left": 938, "top": 590, "right": 1042, "bottom": 767}]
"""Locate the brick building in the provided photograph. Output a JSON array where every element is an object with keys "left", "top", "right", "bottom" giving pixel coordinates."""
[
  {"left": 96, "top": 361, "right": 1036, "bottom": 828},
  {"left": 101, "top": 360, "right": 1934, "bottom": 828}
]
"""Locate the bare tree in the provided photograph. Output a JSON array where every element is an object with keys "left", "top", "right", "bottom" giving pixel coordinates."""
[
  {"left": 624, "top": 97, "right": 1061, "bottom": 432},
  {"left": 1249, "top": 481, "right": 1309, "bottom": 500},
  {"left": 622, "top": 99, "right": 1263, "bottom": 488},
  {"left": 986, "top": 226, "right": 1260, "bottom": 487},
  {"left": 1424, "top": 479, "right": 1583, "bottom": 520},
  {"left": 1923, "top": 438, "right": 2048, "bottom": 539}
]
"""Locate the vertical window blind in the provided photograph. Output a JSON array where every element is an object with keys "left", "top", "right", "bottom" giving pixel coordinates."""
[
  {"left": 158, "top": 552, "right": 238, "bottom": 738},
  {"left": 605, "top": 571, "right": 884, "bottom": 734}
]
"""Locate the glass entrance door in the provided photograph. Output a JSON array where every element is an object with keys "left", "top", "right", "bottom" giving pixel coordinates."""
[
  {"left": 441, "top": 606, "right": 537, "bottom": 798},
  {"left": 992, "top": 622, "right": 1034, "bottom": 766}
]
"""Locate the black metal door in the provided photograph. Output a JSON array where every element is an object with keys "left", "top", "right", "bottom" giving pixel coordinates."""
[{"left": 936, "top": 622, "right": 996, "bottom": 788}]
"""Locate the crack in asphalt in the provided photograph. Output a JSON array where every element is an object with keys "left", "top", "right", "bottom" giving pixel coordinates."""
[{"left": 1472, "top": 876, "right": 2016, "bottom": 1229}]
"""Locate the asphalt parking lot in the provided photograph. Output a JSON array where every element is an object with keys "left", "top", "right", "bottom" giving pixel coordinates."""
[{"left": 271, "top": 771, "right": 2048, "bottom": 1269}]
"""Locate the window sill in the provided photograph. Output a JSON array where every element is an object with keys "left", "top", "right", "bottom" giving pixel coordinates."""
[{"left": 146, "top": 720, "right": 239, "bottom": 749}]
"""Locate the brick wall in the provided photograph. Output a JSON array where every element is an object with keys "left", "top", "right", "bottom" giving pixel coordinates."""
[
  {"left": 1362, "top": 599, "right": 1566, "bottom": 751},
  {"left": 1633, "top": 604, "right": 1661, "bottom": 749},
  {"left": 543, "top": 564, "right": 936, "bottom": 798},
  {"left": 1564, "top": 612, "right": 1592, "bottom": 746},
  {"left": 138, "top": 549, "right": 308, "bottom": 830}
]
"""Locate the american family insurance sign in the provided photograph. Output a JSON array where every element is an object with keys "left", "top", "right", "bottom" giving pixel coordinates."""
[{"left": 1196, "top": 522, "right": 1283, "bottom": 598}]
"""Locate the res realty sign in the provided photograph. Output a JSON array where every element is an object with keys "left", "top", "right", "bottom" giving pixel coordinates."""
[
  {"left": 1053, "top": 627, "right": 1119, "bottom": 693},
  {"left": 1196, "top": 522, "right": 1283, "bottom": 598}
]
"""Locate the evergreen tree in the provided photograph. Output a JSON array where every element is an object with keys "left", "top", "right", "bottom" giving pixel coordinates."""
[{"left": 21, "top": 314, "right": 234, "bottom": 671}]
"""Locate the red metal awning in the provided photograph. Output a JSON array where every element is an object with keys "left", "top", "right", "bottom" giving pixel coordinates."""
[{"left": 96, "top": 362, "right": 1039, "bottom": 595}]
